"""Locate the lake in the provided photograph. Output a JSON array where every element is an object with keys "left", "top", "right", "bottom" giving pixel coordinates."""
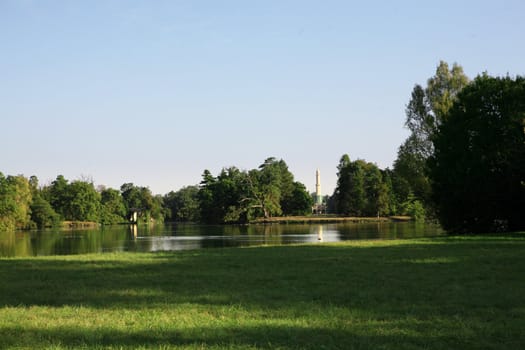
[{"left": 0, "top": 222, "right": 444, "bottom": 257}]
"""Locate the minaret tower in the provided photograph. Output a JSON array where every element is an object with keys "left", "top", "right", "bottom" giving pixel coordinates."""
[{"left": 315, "top": 169, "right": 322, "bottom": 204}]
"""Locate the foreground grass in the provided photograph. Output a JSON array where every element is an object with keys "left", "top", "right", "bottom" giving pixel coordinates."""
[{"left": 1, "top": 235, "right": 525, "bottom": 349}]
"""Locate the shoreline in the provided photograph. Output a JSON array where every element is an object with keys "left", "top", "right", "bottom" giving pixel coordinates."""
[{"left": 250, "top": 215, "right": 413, "bottom": 224}]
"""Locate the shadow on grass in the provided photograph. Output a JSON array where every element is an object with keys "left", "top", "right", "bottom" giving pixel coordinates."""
[
  {"left": 2, "top": 235, "right": 525, "bottom": 349},
  {"left": 1, "top": 234, "right": 525, "bottom": 313},
  {"left": 0, "top": 323, "right": 479, "bottom": 350}
]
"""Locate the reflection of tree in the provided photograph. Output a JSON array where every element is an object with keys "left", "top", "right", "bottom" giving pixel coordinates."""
[
  {"left": 1, "top": 223, "right": 445, "bottom": 257},
  {"left": 0, "top": 226, "right": 143, "bottom": 257},
  {"left": 0, "top": 231, "right": 33, "bottom": 257},
  {"left": 105, "top": 225, "right": 145, "bottom": 253},
  {"left": 317, "top": 225, "right": 324, "bottom": 241},
  {"left": 259, "top": 225, "right": 283, "bottom": 245},
  {"left": 33, "top": 229, "right": 65, "bottom": 255},
  {"left": 32, "top": 226, "right": 133, "bottom": 255}
]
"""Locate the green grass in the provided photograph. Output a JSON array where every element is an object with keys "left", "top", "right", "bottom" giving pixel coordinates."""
[{"left": 1, "top": 234, "right": 525, "bottom": 349}]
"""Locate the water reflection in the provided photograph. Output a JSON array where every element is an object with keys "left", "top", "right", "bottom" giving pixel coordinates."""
[
  {"left": 317, "top": 225, "right": 324, "bottom": 242},
  {"left": 0, "top": 222, "right": 443, "bottom": 257},
  {"left": 130, "top": 224, "right": 138, "bottom": 239}
]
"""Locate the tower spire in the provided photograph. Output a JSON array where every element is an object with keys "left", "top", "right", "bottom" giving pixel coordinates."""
[{"left": 315, "top": 169, "right": 322, "bottom": 204}]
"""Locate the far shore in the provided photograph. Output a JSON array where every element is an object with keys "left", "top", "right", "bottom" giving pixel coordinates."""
[
  {"left": 251, "top": 215, "right": 413, "bottom": 224},
  {"left": 51, "top": 215, "right": 413, "bottom": 229}
]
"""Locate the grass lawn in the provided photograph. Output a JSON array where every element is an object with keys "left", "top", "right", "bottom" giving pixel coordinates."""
[{"left": 1, "top": 234, "right": 525, "bottom": 349}]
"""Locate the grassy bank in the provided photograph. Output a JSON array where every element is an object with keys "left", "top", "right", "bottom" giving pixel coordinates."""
[
  {"left": 251, "top": 215, "right": 412, "bottom": 224},
  {"left": 1, "top": 234, "right": 525, "bottom": 349}
]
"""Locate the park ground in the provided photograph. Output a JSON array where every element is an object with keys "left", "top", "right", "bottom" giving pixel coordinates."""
[{"left": 1, "top": 233, "right": 524, "bottom": 349}]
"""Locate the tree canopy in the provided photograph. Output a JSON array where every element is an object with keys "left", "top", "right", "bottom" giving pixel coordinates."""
[
  {"left": 164, "top": 186, "right": 200, "bottom": 222},
  {"left": 333, "top": 155, "right": 391, "bottom": 217},
  {"left": 0, "top": 173, "right": 32, "bottom": 231},
  {"left": 429, "top": 75, "right": 525, "bottom": 232},
  {"left": 394, "top": 61, "right": 469, "bottom": 209},
  {"left": 198, "top": 158, "right": 312, "bottom": 224}
]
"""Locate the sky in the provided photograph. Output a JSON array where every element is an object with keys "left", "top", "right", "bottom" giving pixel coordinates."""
[{"left": 1, "top": 0, "right": 524, "bottom": 196}]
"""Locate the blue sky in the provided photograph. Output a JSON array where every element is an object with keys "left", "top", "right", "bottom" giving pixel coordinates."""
[{"left": 1, "top": 0, "right": 524, "bottom": 195}]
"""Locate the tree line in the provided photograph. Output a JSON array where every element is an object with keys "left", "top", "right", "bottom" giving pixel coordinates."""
[
  {"left": 1, "top": 61, "right": 524, "bottom": 233},
  {"left": 0, "top": 157, "right": 313, "bottom": 230},
  {"left": 165, "top": 157, "right": 314, "bottom": 224},
  {"left": 0, "top": 174, "right": 165, "bottom": 230},
  {"left": 328, "top": 154, "right": 425, "bottom": 220}
]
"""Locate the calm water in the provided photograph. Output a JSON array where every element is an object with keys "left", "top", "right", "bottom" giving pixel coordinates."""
[{"left": 0, "top": 222, "right": 444, "bottom": 257}]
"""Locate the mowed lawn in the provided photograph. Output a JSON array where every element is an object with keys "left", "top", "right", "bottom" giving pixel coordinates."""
[{"left": 1, "top": 234, "right": 524, "bottom": 349}]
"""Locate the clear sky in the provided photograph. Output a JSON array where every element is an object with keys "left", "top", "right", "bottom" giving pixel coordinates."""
[{"left": 1, "top": 0, "right": 524, "bottom": 196}]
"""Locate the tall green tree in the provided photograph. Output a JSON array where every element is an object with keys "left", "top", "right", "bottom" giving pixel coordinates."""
[
  {"left": 380, "top": 169, "right": 397, "bottom": 215},
  {"left": 246, "top": 158, "right": 286, "bottom": 219},
  {"left": 120, "top": 183, "right": 158, "bottom": 222},
  {"left": 406, "top": 61, "right": 470, "bottom": 156},
  {"left": 429, "top": 75, "right": 525, "bottom": 232},
  {"left": 45, "top": 175, "right": 69, "bottom": 220},
  {"left": 198, "top": 170, "right": 222, "bottom": 224},
  {"left": 164, "top": 186, "right": 200, "bottom": 222},
  {"left": 0, "top": 173, "right": 33, "bottom": 231},
  {"left": 333, "top": 156, "right": 389, "bottom": 216},
  {"left": 197, "top": 157, "right": 311, "bottom": 223},
  {"left": 43, "top": 175, "right": 101, "bottom": 222},
  {"left": 30, "top": 195, "right": 60, "bottom": 228},
  {"left": 246, "top": 157, "right": 310, "bottom": 218},
  {"left": 393, "top": 134, "right": 431, "bottom": 202},
  {"left": 100, "top": 187, "right": 127, "bottom": 224},
  {"left": 216, "top": 167, "right": 250, "bottom": 223},
  {"left": 333, "top": 154, "right": 352, "bottom": 215},
  {"left": 281, "top": 181, "right": 313, "bottom": 216},
  {"left": 346, "top": 160, "right": 367, "bottom": 216},
  {"left": 394, "top": 61, "right": 469, "bottom": 209},
  {"left": 65, "top": 180, "right": 101, "bottom": 222},
  {"left": 28, "top": 176, "right": 60, "bottom": 228},
  {"left": 198, "top": 167, "right": 249, "bottom": 224},
  {"left": 151, "top": 194, "right": 165, "bottom": 223},
  {"left": 363, "top": 162, "right": 390, "bottom": 216}
]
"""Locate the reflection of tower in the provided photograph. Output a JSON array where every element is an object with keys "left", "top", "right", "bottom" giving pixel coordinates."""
[{"left": 130, "top": 224, "right": 138, "bottom": 239}]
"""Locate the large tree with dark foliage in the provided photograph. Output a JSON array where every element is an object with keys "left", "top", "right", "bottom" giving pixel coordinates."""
[
  {"left": 120, "top": 183, "right": 162, "bottom": 222},
  {"left": 164, "top": 186, "right": 200, "bottom": 222},
  {"left": 198, "top": 167, "right": 250, "bottom": 224},
  {"left": 43, "top": 175, "right": 101, "bottom": 222},
  {"left": 394, "top": 61, "right": 469, "bottom": 210},
  {"left": 429, "top": 75, "right": 525, "bottom": 233},
  {"left": 198, "top": 158, "right": 312, "bottom": 224},
  {"left": 333, "top": 155, "right": 390, "bottom": 217},
  {"left": 100, "top": 187, "right": 127, "bottom": 224}
]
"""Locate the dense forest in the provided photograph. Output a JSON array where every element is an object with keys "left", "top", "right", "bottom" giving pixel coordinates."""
[
  {"left": 1, "top": 62, "right": 524, "bottom": 233},
  {"left": 0, "top": 154, "right": 420, "bottom": 230},
  {"left": 0, "top": 157, "right": 314, "bottom": 230}
]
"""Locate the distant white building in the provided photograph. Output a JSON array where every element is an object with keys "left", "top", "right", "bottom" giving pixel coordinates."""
[{"left": 312, "top": 169, "right": 327, "bottom": 214}]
